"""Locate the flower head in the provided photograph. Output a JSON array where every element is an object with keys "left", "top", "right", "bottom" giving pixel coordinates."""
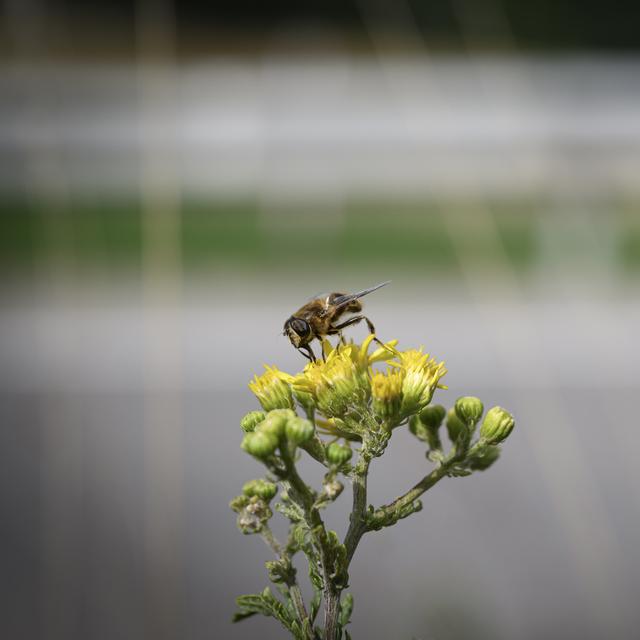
[
  {"left": 371, "top": 369, "right": 403, "bottom": 421},
  {"left": 249, "top": 366, "right": 294, "bottom": 411},
  {"left": 291, "top": 335, "right": 397, "bottom": 419},
  {"left": 388, "top": 348, "right": 447, "bottom": 415}
]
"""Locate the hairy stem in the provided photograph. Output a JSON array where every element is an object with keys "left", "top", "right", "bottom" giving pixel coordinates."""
[
  {"left": 288, "top": 584, "right": 310, "bottom": 631},
  {"left": 279, "top": 444, "right": 339, "bottom": 639},
  {"left": 260, "top": 524, "right": 282, "bottom": 555},
  {"left": 344, "top": 447, "right": 371, "bottom": 564},
  {"left": 323, "top": 588, "right": 341, "bottom": 640},
  {"left": 370, "top": 464, "right": 448, "bottom": 528}
]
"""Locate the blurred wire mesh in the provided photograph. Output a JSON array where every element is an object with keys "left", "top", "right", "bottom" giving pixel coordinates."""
[{"left": 1, "top": 1, "right": 639, "bottom": 639}]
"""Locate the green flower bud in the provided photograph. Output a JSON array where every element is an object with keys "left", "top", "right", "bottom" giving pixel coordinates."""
[
  {"left": 260, "top": 409, "right": 295, "bottom": 439},
  {"left": 419, "top": 404, "right": 446, "bottom": 430},
  {"left": 285, "top": 416, "right": 315, "bottom": 445},
  {"left": 241, "top": 430, "right": 278, "bottom": 459},
  {"left": 445, "top": 407, "right": 466, "bottom": 443},
  {"left": 326, "top": 442, "right": 353, "bottom": 466},
  {"left": 467, "top": 445, "right": 501, "bottom": 471},
  {"left": 455, "top": 396, "right": 484, "bottom": 426},
  {"left": 242, "top": 479, "right": 278, "bottom": 501},
  {"left": 240, "top": 410, "right": 266, "bottom": 433},
  {"left": 480, "top": 406, "right": 514, "bottom": 444},
  {"left": 229, "top": 494, "right": 249, "bottom": 513}
]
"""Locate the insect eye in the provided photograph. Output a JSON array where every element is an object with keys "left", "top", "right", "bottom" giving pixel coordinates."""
[{"left": 291, "top": 318, "right": 310, "bottom": 337}]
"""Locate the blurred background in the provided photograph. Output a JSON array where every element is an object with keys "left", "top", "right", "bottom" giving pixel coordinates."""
[{"left": 1, "top": 1, "right": 639, "bottom": 638}]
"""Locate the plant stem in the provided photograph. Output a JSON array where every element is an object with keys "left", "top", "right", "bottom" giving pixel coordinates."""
[
  {"left": 344, "top": 447, "right": 371, "bottom": 564},
  {"left": 368, "top": 444, "right": 480, "bottom": 529},
  {"left": 289, "top": 584, "right": 310, "bottom": 631},
  {"left": 370, "top": 464, "right": 448, "bottom": 528},
  {"left": 279, "top": 444, "right": 339, "bottom": 639},
  {"left": 323, "top": 587, "right": 341, "bottom": 640},
  {"left": 260, "top": 524, "right": 282, "bottom": 555}
]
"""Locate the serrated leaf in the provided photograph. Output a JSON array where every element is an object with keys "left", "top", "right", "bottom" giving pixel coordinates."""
[
  {"left": 231, "top": 610, "right": 257, "bottom": 623},
  {"left": 339, "top": 593, "right": 354, "bottom": 627},
  {"left": 310, "top": 589, "right": 322, "bottom": 623},
  {"left": 233, "top": 588, "right": 297, "bottom": 633},
  {"left": 290, "top": 620, "right": 306, "bottom": 640}
]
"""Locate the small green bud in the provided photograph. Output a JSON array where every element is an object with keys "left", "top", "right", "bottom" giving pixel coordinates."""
[
  {"left": 467, "top": 445, "right": 501, "bottom": 471},
  {"left": 285, "top": 416, "right": 315, "bottom": 445},
  {"left": 241, "top": 430, "right": 278, "bottom": 458},
  {"left": 260, "top": 409, "right": 295, "bottom": 439},
  {"left": 240, "top": 410, "right": 266, "bottom": 433},
  {"left": 229, "top": 495, "right": 249, "bottom": 513},
  {"left": 242, "top": 479, "right": 278, "bottom": 501},
  {"left": 445, "top": 407, "right": 466, "bottom": 443},
  {"left": 455, "top": 396, "right": 484, "bottom": 426},
  {"left": 419, "top": 404, "right": 446, "bottom": 430},
  {"left": 480, "top": 406, "right": 515, "bottom": 444},
  {"left": 326, "top": 442, "right": 353, "bottom": 466}
]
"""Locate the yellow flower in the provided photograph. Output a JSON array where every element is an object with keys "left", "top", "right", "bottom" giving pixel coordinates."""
[
  {"left": 388, "top": 348, "right": 447, "bottom": 415},
  {"left": 290, "top": 335, "right": 398, "bottom": 419},
  {"left": 371, "top": 370, "right": 403, "bottom": 421},
  {"left": 249, "top": 365, "right": 294, "bottom": 411}
]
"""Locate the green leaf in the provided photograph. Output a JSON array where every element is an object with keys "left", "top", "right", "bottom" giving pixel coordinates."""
[
  {"left": 231, "top": 609, "right": 257, "bottom": 623},
  {"left": 310, "top": 589, "right": 322, "bottom": 623},
  {"left": 325, "top": 530, "right": 349, "bottom": 589},
  {"left": 339, "top": 593, "right": 354, "bottom": 627},
  {"left": 232, "top": 587, "right": 297, "bottom": 634}
]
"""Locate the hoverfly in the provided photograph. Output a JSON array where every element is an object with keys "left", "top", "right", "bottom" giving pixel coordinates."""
[{"left": 283, "top": 281, "right": 390, "bottom": 361}]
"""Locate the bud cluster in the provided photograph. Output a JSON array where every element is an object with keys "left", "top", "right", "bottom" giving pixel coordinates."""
[
  {"left": 241, "top": 409, "right": 315, "bottom": 460},
  {"left": 406, "top": 395, "right": 515, "bottom": 474}
]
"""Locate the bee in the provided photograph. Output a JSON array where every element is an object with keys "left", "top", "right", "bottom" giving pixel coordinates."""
[{"left": 283, "top": 281, "right": 390, "bottom": 361}]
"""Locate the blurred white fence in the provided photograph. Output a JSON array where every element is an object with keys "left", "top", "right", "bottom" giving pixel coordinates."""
[{"left": 1, "top": 55, "right": 639, "bottom": 197}]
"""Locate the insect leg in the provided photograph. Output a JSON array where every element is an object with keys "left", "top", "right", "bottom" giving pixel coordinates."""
[
  {"left": 328, "top": 315, "right": 385, "bottom": 347},
  {"left": 298, "top": 345, "right": 315, "bottom": 362},
  {"left": 363, "top": 316, "right": 386, "bottom": 348},
  {"left": 306, "top": 343, "right": 318, "bottom": 363}
]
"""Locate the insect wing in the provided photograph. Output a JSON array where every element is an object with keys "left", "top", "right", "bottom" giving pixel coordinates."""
[{"left": 331, "top": 281, "right": 390, "bottom": 309}]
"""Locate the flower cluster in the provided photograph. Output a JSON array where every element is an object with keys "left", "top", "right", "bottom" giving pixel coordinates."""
[
  {"left": 247, "top": 335, "right": 446, "bottom": 436},
  {"left": 233, "top": 332, "right": 516, "bottom": 639}
]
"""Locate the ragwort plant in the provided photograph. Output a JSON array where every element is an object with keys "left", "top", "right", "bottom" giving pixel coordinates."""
[{"left": 231, "top": 334, "right": 515, "bottom": 639}]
